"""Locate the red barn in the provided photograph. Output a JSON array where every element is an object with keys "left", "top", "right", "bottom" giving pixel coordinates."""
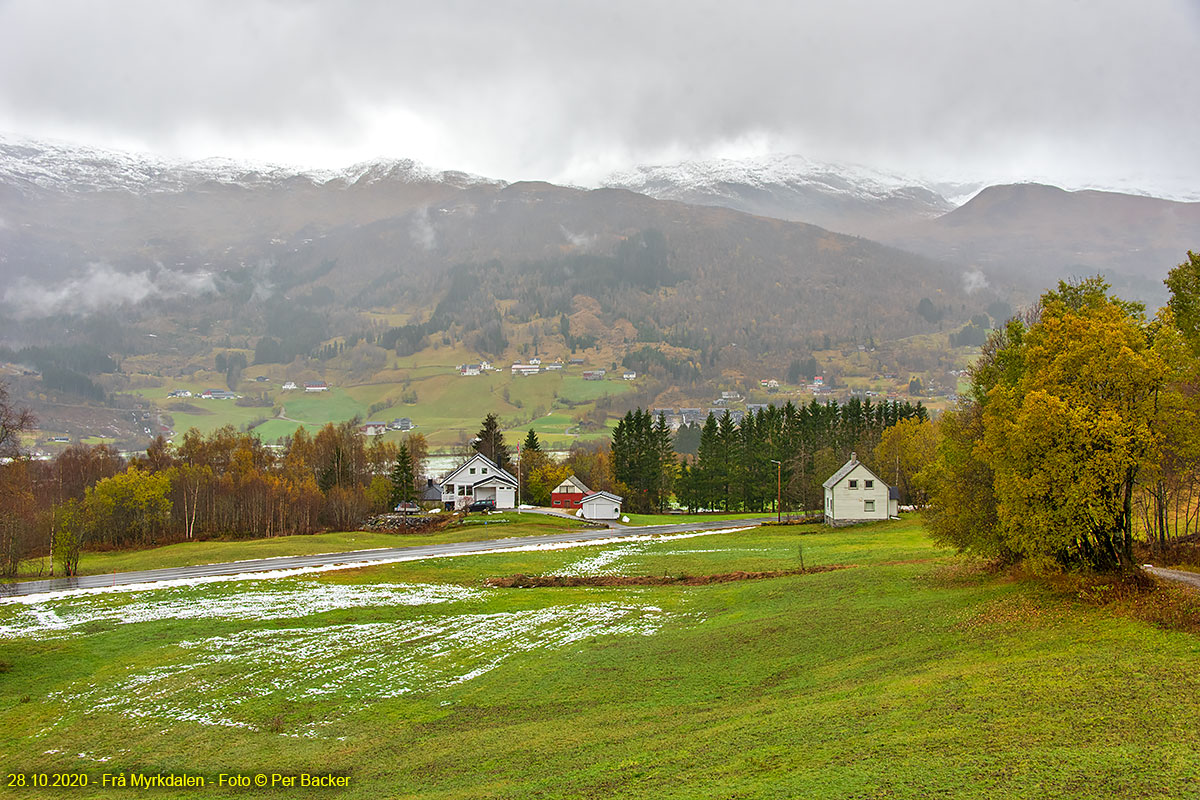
[{"left": 550, "top": 475, "right": 590, "bottom": 510}]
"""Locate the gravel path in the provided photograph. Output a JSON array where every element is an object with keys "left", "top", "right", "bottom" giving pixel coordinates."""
[{"left": 1144, "top": 565, "right": 1200, "bottom": 590}]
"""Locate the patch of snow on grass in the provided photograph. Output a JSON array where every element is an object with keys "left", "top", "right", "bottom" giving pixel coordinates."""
[
  {"left": 61, "top": 602, "right": 674, "bottom": 734},
  {"left": 0, "top": 583, "right": 484, "bottom": 640}
]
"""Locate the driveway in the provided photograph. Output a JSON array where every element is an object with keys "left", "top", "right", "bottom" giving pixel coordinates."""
[{"left": 1144, "top": 565, "right": 1200, "bottom": 590}]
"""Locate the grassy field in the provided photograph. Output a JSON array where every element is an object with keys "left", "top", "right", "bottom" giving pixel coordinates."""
[
  {"left": 621, "top": 511, "right": 772, "bottom": 526},
  {"left": 5, "top": 519, "right": 1200, "bottom": 798},
  {"left": 6, "top": 512, "right": 587, "bottom": 581}
]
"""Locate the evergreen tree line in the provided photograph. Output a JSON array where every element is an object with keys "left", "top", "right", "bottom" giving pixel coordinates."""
[
  {"left": 604, "top": 399, "right": 927, "bottom": 515},
  {"left": 674, "top": 399, "right": 928, "bottom": 513}
]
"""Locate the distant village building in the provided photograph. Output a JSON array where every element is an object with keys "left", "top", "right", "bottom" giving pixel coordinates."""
[
  {"left": 304, "top": 381, "right": 329, "bottom": 392},
  {"left": 529, "top": 358, "right": 541, "bottom": 365},
  {"left": 460, "top": 364, "right": 482, "bottom": 376},
  {"left": 441, "top": 453, "right": 518, "bottom": 510},
  {"left": 580, "top": 491, "right": 623, "bottom": 521},
  {"left": 359, "top": 422, "right": 388, "bottom": 437},
  {"left": 544, "top": 362, "right": 564, "bottom": 371},
  {"left": 389, "top": 417, "right": 414, "bottom": 431},
  {"left": 721, "top": 391, "right": 741, "bottom": 400},
  {"left": 582, "top": 370, "right": 606, "bottom": 381},
  {"left": 281, "top": 381, "right": 298, "bottom": 391},
  {"left": 823, "top": 453, "right": 899, "bottom": 525},
  {"left": 511, "top": 363, "right": 540, "bottom": 376},
  {"left": 622, "top": 371, "right": 637, "bottom": 380},
  {"left": 200, "top": 389, "right": 237, "bottom": 400},
  {"left": 569, "top": 357, "right": 585, "bottom": 366},
  {"left": 551, "top": 475, "right": 590, "bottom": 510}
]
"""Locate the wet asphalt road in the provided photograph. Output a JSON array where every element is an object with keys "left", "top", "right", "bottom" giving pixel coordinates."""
[{"left": 0, "top": 517, "right": 773, "bottom": 598}]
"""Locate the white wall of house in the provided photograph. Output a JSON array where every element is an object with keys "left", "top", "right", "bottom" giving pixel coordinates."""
[
  {"left": 440, "top": 453, "right": 517, "bottom": 509},
  {"left": 581, "top": 494, "right": 622, "bottom": 520},
  {"left": 825, "top": 463, "right": 890, "bottom": 523}
]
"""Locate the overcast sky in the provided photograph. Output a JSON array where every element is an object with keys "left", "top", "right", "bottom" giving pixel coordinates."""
[{"left": 1, "top": 0, "right": 1197, "bottom": 196}]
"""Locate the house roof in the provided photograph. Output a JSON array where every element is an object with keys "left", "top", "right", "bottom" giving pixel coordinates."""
[
  {"left": 420, "top": 483, "right": 443, "bottom": 501},
  {"left": 581, "top": 490, "right": 623, "bottom": 504},
  {"left": 470, "top": 474, "right": 517, "bottom": 489},
  {"left": 552, "top": 475, "right": 590, "bottom": 494},
  {"left": 443, "top": 452, "right": 517, "bottom": 486},
  {"left": 823, "top": 454, "right": 887, "bottom": 490}
]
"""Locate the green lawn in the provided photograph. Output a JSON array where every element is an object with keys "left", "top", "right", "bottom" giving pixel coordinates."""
[
  {"left": 5, "top": 519, "right": 1200, "bottom": 798},
  {"left": 557, "top": 374, "right": 635, "bottom": 403},
  {"left": 6, "top": 513, "right": 587, "bottom": 581},
  {"left": 621, "top": 511, "right": 773, "bottom": 527}
]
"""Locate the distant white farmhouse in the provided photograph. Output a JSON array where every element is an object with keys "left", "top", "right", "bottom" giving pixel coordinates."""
[
  {"left": 441, "top": 453, "right": 518, "bottom": 510},
  {"left": 358, "top": 421, "right": 388, "bottom": 437},
  {"left": 281, "top": 381, "right": 298, "bottom": 391},
  {"left": 580, "top": 491, "right": 623, "bottom": 521},
  {"left": 823, "top": 453, "right": 898, "bottom": 525}
]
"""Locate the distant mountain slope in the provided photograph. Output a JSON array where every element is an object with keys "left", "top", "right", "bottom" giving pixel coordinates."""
[
  {"left": 603, "top": 154, "right": 976, "bottom": 238},
  {"left": 0, "top": 135, "right": 503, "bottom": 283},
  {"left": 0, "top": 136, "right": 1009, "bottom": 361},
  {"left": 883, "top": 183, "right": 1200, "bottom": 304}
]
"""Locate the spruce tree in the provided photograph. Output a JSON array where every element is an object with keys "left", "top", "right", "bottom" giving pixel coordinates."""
[
  {"left": 474, "top": 413, "right": 512, "bottom": 471},
  {"left": 389, "top": 443, "right": 415, "bottom": 508}
]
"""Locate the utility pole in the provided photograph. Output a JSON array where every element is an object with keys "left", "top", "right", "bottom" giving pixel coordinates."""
[{"left": 770, "top": 459, "right": 781, "bottom": 523}]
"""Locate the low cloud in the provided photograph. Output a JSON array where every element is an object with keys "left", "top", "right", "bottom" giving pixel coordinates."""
[
  {"left": 410, "top": 207, "right": 437, "bottom": 251},
  {"left": 3, "top": 262, "right": 217, "bottom": 318},
  {"left": 560, "top": 225, "right": 597, "bottom": 251},
  {"left": 962, "top": 268, "right": 989, "bottom": 294}
]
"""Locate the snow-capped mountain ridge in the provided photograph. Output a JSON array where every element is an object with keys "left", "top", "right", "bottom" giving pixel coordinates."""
[
  {"left": 603, "top": 153, "right": 976, "bottom": 237},
  {"left": 0, "top": 134, "right": 503, "bottom": 195},
  {"left": 606, "top": 153, "right": 973, "bottom": 208}
]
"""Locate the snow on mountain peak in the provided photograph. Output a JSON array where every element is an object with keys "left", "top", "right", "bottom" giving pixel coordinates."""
[
  {"left": 0, "top": 134, "right": 502, "bottom": 195},
  {"left": 604, "top": 153, "right": 967, "bottom": 206}
]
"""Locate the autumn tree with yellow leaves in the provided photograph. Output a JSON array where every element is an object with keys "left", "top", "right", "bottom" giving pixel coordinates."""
[{"left": 928, "top": 266, "right": 1200, "bottom": 571}]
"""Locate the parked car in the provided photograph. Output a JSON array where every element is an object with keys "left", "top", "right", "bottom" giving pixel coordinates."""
[{"left": 467, "top": 498, "right": 496, "bottom": 512}]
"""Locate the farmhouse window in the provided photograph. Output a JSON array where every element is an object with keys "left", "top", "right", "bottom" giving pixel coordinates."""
[
  {"left": 865, "top": 500, "right": 875, "bottom": 512},
  {"left": 849, "top": 480, "right": 858, "bottom": 489},
  {"left": 865, "top": 480, "right": 874, "bottom": 489},
  {"left": 469, "top": 467, "right": 476, "bottom": 475}
]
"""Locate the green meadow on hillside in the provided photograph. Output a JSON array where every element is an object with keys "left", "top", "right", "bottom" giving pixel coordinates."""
[{"left": 3, "top": 519, "right": 1200, "bottom": 798}]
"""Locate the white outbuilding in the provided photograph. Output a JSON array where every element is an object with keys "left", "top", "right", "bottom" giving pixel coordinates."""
[
  {"left": 579, "top": 491, "right": 623, "bottom": 521},
  {"left": 823, "top": 453, "right": 898, "bottom": 525}
]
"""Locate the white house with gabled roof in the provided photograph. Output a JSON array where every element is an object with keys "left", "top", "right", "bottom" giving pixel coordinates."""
[
  {"left": 823, "top": 453, "right": 898, "bottom": 525},
  {"left": 440, "top": 452, "right": 518, "bottom": 510}
]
